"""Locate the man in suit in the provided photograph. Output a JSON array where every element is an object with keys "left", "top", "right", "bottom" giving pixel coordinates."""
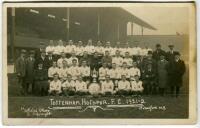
[
  {"left": 15, "top": 49, "right": 27, "bottom": 95},
  {"left": 152, "top": 44, "right": 166, "bottom": 61},
  {"left": 35, "top": 42, "right": 46, "bottom": 59},
  {"left": 46, "top": 51, "right": 55, "bottom": 69},
  {"left": 25, "top": 50, "right": 35, "bottom": 94},
  {"left": 166, "top": 44, "right": 178, "bottom": 62},
  {"left": 167, "top": 52, "right": 186, "bottom": 97},
  {"left": 35, "top": 49, "right": 48, "bottom": 69}
]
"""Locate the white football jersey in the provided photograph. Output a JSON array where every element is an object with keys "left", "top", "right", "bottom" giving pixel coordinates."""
[
  {"left": 117, "top": 80, "right": 131, "bottom": 90},
  {"left": 112, "top": 57, "right": 123, "bottom": 67},
  {"left": 49, "top": 80, "right": 62, "bottom": 92},
  {"left": 101, "top": 80, "right": 114, "bottom": 93},
  {"left": 130, "top": 81, "right": 143, "bottom": 91},
  {"left": 75, "top": 80, "right": 88, "bottom": 92},
  {"left": 48, "top": 67, "right": 60, "bottom": 78}
]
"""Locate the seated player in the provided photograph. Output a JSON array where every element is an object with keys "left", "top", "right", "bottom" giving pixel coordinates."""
[
  {"left": 129, "top": 61, "right": 141, "bottom": 80},
  {"left": 108, "top": 63, "right": 120, "bottom": 87},
  {"left": 123, "top": 51, "right": 133, "bottom": 68},
  {"left": 112, "top": 50, "right": 123, "bottom": 67},
  {"left": 57, "top": 52, "right": 68, "bottom": 68},
  {"left": 119, "top": 62, "right": 130, "bottom": 80},
  {"left": 75, "top": 75, "right": 88, "bottom": 96},
  {"left": 68, "top": 59, "right": 80, "bottom": 80},
  {"left": 116, "top": 75, "right": 131, "bottom": 96},
  {"left": 68, "top": 51, "right": 79, "bottom": 66},
  {"left": 65, "top": 40, "right": 76, "bottom": 57},
  {"left": 58, "top": 60, "right": 69, "bottom": 81},
  {"left": 98, "top": 62, "right": 109, "bottom": 82},
  {"left": 61, "top": 74, "right": 76, "bottom": 96},
  {"left": 79, "top": 60, "right": 91, "bottom": 82},
  {"left": 101, "top": 75, "right": 114, "bottom": 96},
  {"left": 34, "top": 63, "right": 49, "bottom": 96},
  {"left": 48, "top": 73, "right": 62, "bottom": 96},
  {"left": 48, "top": 61, "right": 60, "bottom": 80},
  {"left": 130, "top": 75, "right": 144, "bottom": 95}
]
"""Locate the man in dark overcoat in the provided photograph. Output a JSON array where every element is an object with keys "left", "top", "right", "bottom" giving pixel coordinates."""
[
  {"left": 152, "top": 44, "right": 166, "bottom": 61},
  {"left": 167, "top": 52, "right": 186, "bottom": 97},
  {"left": 15, "top": 49, "right": 27, "bottom": 95}
]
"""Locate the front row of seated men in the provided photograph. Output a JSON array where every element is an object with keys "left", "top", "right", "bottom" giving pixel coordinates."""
[{"left": 48, "top": 73, "right": 143, "bottom": 96}]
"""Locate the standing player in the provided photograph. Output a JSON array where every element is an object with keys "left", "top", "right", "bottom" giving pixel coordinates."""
[
  {"left": 65, "top": 40, "right": 76, "bottom": 57},
  {"left": 45, "top": 40, "right": 55, "bottom": 55},
  {"left": 58, "top": 60, "right": 69, "bottom": 81},
  {"left": 54, "top": 40, "right": 65, "bottom": 59},
  {"left": 98, "top": 62, "right": 109, "bottom": 82},
  {"left": 119, "top": 62, "right": 130, "bottom": 80},
  {"left": 57, "top": 52, "right": 68, "bottom": 68},
  {"left": 79, "top": 60, "right": 91, "bottom": 82},
  {"left": 75, "top": 41, "right": 84, "bottom": 59},
  {"left": 112, "top": 50, "right": 123, "bottom": 67},
  {"left": 123, "top": 51, "right": 133, "bottom": 68},
  {"left": 68, "top": 51, "right": 79, "bottom": 66},
  {"left": 48, "top": 61, "right": 60, "bottom": 80},
  {"left": 129, "top": 61, "right": 141, "bottom": 80},
  {"left": 68, "top": 59, "right": 80, "bottom": 80}
]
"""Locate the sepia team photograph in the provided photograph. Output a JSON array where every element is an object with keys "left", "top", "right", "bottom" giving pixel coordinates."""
[{"left": 2, "top": 1, "right": 197, "bottom": 125}]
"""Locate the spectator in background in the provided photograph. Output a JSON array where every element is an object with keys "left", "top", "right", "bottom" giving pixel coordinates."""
[
  {"left": 153, "top": 44, "right": 166, "bottom": 61},
  {"left": 25, "top": 50, "right": 35, "bottom": 94},
  {"left": 15, "top": 49, "right": 27, "bottom": 95},
  {"left": 166, "top": 44, "right": 178, "bottom": 62},
  {"left": 167, "top": 52, "right": 186, "bottom": 97}
]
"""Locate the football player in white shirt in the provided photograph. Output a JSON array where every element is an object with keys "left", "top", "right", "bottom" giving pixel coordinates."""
[
  {"left": 68, "top": 51, "right": 79, "bottom": 66},
  {"left": 108, "top": 63, "right": 120, "bottom": 87},
  {"left": 95, "top": 40, "right": 104, "bottom": 56},
  {"left": 112, "top": 50, "right": 123, "bottom": 67},
  {"left": 123, "top": 51, "right": 133, "bottom": 68},
  {"left": 48, "top": 73, "right": 62, "bottom": 96},
  {"left": 61, "top": 74, "right": 76, "bottom": 96},
  {"left": 54, "top": 40, "right": 65, "bottom": 57},
  {"left": 48, "top": 61, "right": 60, "bottom": 80},
  {"left": 130, "top": 75, "right": 143, "bottom": 95},
  {"left": 75, "top": 75, "right": 88, "bottom": 96},
  {"left": 65, "top": 40, "right": 76, "bottom": 56},
  {"left": 79, "top": 60, "right": 91, "bottom": 82},
  {"left": 129, "top": 61, "right": 141, "bottom": 80},
  {"left": 45, "top": 40, "right": 55, "bottom": 55},
  {"left": 98, "top": 62, "right": 109, "bottom": 82},
  {"left": 85, "top": 39, "right": 95, "bottom": 55},
  {"left": 57, "top": 52, "right": 68, "bottom": 68},
  {"left": 58, "top": 60, "right": 69, "bottom": 81},
  {"left": 101, "top": 74, "right": 114, "bottom": 95},
  {"left": 68, "top": 59, "right": 80, "bottom": 80},
  {"left": 75, "top": 41, "right": 84, "bottom": 58},
  {"left": 119, "top": 62, "right": 130, "bottom": 79},
  {"left": 122, "top": 42, "right": 132, "bottom": 57},
  {"left": 104, "top": 41, "right": 113, "bottom": 56},
  {"left": 116, "top": 75, "right": 131, "bottom": 95}
]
